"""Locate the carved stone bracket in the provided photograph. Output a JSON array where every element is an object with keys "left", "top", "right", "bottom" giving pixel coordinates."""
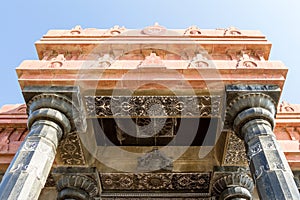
[
  {"left": 58, "top": 132, "right": 86, "bottom": 165},
  {"left": 85, "top": 95, "right": 221, "bottom": 118},
  {"left": 222, "top": 131, "right": 248, "bottom": 166}
]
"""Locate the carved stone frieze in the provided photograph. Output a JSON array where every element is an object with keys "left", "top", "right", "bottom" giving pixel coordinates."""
[
  {"left": 58, "top": 132, "right": 86, "bottom": 165},
  {"left": 100, "top": 198, "right": 213, "bottom": 200},
  {"left": 222, "top": 131, "right": 247, "bottom": 166},
  {"left": 85, "top": 95, "right": 221, "bottom": 117},
  {"left": 100, "top": 172, "right": 211, "bottom": 193}
]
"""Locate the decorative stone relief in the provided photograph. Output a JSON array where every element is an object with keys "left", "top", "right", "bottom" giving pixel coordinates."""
[
  {"left": 224, "top": 27, "right": 242, "bottom": 36},
  {"left": 141, "top": 23, "right": 167, "bottom": 35},
  {"left": 97, "top": 54, "right": 114, "bottom": 68},
  {"left": 188, "top": 54, "right": 210, "bottom": 68},
  {"left": 115, "top": 118, "right": 175, "bottom": 144},
  {"left": 236, "top": 51, "right": 258, "bottom": 68},
  {"left": 255, "top": 50, "right": 266, "bottom": 61},
  {"left": 184, "top": 25, "right": 201, "bottom": 35},
  {"left": 108, "top": 25, "right": 126, "bottom": 35},
  {"left": 279, "top": 101, "right": 295, "bottom": 112},
  {"left": 85, "top": 95, "right": 221, "bottom": 117},
  {"left": 70, "top": 25, "right": 82, "bottom": 35},
  {"left": 58, "top": 132, "right": 86, "bottom": 165},
  {"left": 222, "top": 132, "right": 248, "bottom": 166},
  {"left": 139, "top": 53, "right": 165, "bottom": 68},
  {"left": 100, "top": 172, "right": 211, "bottom": 192},
  {"left": 137, "top": 148, "right": 173, "bottom": 172},
  {"left": 48, "top": 54, "right": 66, "bottom": 68}
]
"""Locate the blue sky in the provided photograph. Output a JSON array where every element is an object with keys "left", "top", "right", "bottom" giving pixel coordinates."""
[{"left": 1, "top": 0, "right": 300, "bottom": 106}]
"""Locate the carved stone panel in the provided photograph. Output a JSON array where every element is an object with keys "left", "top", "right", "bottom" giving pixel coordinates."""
[
  {"left": 222, "top": 132, "right": 248, "bottom": 166},
  {"left": 100, "top": 172, "right": 211, "bottom": 193},
  {"left": 58, "top": 132, "right": 85, "bottom": 165},
  {"left": 85, "top": 95, "right": 221, "bottom": 118}
]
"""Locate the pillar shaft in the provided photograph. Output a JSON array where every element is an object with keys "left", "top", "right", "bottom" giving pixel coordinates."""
[
  {"left": 0, "top": 119, "right": 65, "bottom": 200},
  {"left": 241, "top": 118, "right": 300, "bottom": 200},
  {"left": 0, "top": 90, "right": 81, "bottom": 200}
]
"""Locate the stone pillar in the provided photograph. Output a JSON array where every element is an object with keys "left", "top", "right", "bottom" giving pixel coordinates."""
[
  {"left": 226, "top": 85, "right": 300, "bottom": 200},
  {"left": 213, "top": 173, "right": 254, "bottom": 200},
  {"left": 0, "top": 87, "right": 85, "bottom": 200}
]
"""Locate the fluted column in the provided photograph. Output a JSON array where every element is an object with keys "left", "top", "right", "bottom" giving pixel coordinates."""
[
  {"left": 0, "top": 88, "right": 84, "bottom": 200},
  {"left": 226, "top": 86, "right": 300, "bottom": 200}
]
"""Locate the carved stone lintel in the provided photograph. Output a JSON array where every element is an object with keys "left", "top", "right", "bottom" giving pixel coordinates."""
[
  {"left": 100, "top": 172, "right": 210, "bottom": 193},
  {"left": 85, "top": 95, "right": 221, "bottom": 118},
  {"left": 137, "top": 148, "right": 173, "bottom": 172}
]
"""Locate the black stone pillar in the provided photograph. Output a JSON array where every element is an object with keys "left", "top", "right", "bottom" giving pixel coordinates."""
[
  {"left": 226, "top": 85, "right": 300, "bottom": 200},
  {"left": 0, "top": 87, "right": 85, "bottom": 200}
]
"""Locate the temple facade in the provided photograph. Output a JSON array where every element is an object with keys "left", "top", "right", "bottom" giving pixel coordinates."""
[{"left": 0, "top": 24, "right": 300, "bottom": 199}]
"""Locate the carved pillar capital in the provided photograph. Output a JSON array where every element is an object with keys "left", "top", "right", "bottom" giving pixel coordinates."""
[
  {"left": 56, "top": 175, "right": 99, "bottom": 200},
  {"left": 212, "top": 173, "right": 254, "bottom": 200},
  {"left": 25, "top": 86, "right": 87, "bottom": 133}
]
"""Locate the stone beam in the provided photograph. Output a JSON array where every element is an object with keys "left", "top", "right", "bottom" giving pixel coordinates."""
[
  {"left": 0, "top": 86, "right": 86, "bottom": 200},
  {"left": 225, "top": 84, "right": 300, "bottom": 200}
]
